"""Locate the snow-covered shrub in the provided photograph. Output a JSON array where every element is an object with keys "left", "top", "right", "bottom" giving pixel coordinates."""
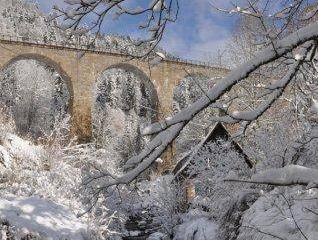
[
  {"left": 77, "top": 174, "right": 182, "bottom": 238},
  {"left": 0, "top": 107, "right": 130, "bottom": 239},
  {"left": 244, "top": 117, "right": 318, "bottom": 173},
  {"left": 288, "top": 123, "right": 318, "bottom": 168},
  {"left": 0, "top": 125, "right": 89, "bottom": 238},
  {"left": 132, "top": 175, "right": 182, "bottom": 236},
  {"left": 88, "top": 175, "right": 178, "bottom": 238},
  {"left": 187, "top": 139, "right": 252, "bottom": 220},
  {"left": 244, "top": 119, "right": 304, "bottom": 171}
]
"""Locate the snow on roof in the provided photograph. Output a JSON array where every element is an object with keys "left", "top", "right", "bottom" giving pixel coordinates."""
[{"left": 173, "top": 122, "right": 253, "bottom": 178}]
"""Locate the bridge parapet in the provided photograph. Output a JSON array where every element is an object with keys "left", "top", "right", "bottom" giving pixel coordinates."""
[{"left": 0, "top": 33, "right": 222, "bottom": 69}]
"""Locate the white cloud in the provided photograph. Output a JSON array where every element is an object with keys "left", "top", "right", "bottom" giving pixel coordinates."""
[{"left": 161, "top": 0, "right": 232, "bottom": 61}]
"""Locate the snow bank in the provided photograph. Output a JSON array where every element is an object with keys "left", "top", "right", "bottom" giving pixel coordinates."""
[
  {"left": 0, "top": 132, "right": 45, "bottom": 184},
  {"left": 0, "top": 195, "right": 88, "bottom": 240}
]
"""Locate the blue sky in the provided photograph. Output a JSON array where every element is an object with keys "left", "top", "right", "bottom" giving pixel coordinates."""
[{"left": 34, "top": 0, "right": 240, "bottom": 61}]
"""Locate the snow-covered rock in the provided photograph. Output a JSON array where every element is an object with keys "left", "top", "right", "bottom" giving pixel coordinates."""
[
  {"left": 0, "top": 195, "right": 88, "bottom": 240},
  {"left": 173, "top": 209, "right": 218, "bottom": 240}
]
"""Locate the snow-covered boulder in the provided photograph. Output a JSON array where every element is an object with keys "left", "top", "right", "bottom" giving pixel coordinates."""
[
  {"left": 0, "top": 195, "right": 88, "bottom": 240},
  {"left": 173, "top": 209, "right": 218, "bottom": 240}
]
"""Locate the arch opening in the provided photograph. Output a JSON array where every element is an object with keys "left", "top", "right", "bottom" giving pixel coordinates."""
[
  {"left": 0, "top": 55, "right": 72, "bottom": 139},
  {"left": 92, "top": 63, "right": 159, "bottom": 164}
]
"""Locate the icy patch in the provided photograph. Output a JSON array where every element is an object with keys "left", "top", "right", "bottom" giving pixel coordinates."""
[{"left": 0, "top": 195, "right": 88, "bottom": 240}]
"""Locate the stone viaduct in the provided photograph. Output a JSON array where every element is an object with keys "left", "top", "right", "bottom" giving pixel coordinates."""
[{"left": 0, "top": 36, "right": 228, "bottom": 148}]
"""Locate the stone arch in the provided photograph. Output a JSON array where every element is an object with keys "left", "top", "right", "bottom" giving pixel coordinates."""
[
  {"left": 92, "top": 63, "right": 159, "bottom": 163},
  {"left": 1, "top": 54, "right": 74, "bottom": 102},
  {"left": 0, "top": 54, "right": 73, "bottom": 138}
]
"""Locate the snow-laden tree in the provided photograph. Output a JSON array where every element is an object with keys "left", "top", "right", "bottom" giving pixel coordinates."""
[
  {"left": 0, "top": 0, "right": 63, "bottom": 43},
  {"left": 92, "top": 66, "right": 158, "bottom": 164},
  {"left": 0, "top": 59, "right": 70, "bottom": 139},
  {"left": 224, "top": 15, "right": 269, "bottom": 68},
  {"left": 237, "top": 186, "right": 318, "bottom": 240}
]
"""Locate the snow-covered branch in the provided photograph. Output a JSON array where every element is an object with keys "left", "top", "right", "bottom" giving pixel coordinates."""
[
  {"left": 53, "top": 0, "right": 179, "bottom": 57},
  {"left": 221, "top": 42, "right": 313, "bottom": 122},
  {"left": 225, "top": 165, "right": 318, "bottom": 187}
]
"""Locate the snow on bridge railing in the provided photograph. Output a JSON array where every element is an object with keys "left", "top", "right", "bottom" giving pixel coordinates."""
[{"left": 0, "top": 33, "right": 221, "bottom": 68}]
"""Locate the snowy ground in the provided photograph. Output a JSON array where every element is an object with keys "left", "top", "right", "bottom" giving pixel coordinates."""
[
  {"left": 0, "top": 195, "right": 88, "bottom": 239},
  {"left": 0, "top": 118, "right": 96, "bottom": 239}
]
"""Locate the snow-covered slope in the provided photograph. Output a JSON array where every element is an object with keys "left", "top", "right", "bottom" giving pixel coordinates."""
[{"left": 0, "top": 120, "right": 91, "bottom": 239}]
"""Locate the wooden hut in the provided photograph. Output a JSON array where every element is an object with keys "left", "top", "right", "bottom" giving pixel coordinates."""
[{"left": 173, "top": 122, "right": 253, "bottom": 204}]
